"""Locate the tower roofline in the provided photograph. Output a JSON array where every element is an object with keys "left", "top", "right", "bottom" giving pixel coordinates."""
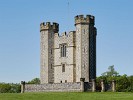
[
  {"left": 40, "top": 22, "right": 59, "bottom": 32},
  {"left": 75, "top": 15, "right": 95, "bottom": 25}
]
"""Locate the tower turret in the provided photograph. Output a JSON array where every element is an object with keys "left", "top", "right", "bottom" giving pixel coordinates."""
[
  {"left": 40, "top": 22, "right": 59, "bottom": 84},
  {"left": 75, "top": 15, "right": 95, "bottom": 25},
  {"left": 75, "top": 15, "right": 96, "bottom": 82},
  {"left": 40, "top": 22, "right": 59, "bottom": 33}
]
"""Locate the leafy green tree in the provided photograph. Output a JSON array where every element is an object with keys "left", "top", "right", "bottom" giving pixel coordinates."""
[
  {"left": 127, "top": 75, "right": 133, "bottom": 92},
  {"left": 115, "top": 74, "right": 130, "bottom": 92},
  {"left": 0, "top": 83, "right": 21, "bottom": 93},
  {"left": 98, "top": 65, "right": 133, "bottom": 92},
  {"left": 9, "top": 83, "right": 21, "bottom": 93},
  {"left": 27, "top": 78, "right": 40, "bottom": 84},
  {"left": 0, "top": 83, "right": 11, "bottom": 93},
  {"left": 101, "top": 65, "right": 119, "bottom": 77}
]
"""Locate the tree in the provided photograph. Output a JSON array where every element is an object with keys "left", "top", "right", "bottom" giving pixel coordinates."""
[
  {"left": 0, "top": 83, "right": 21, "bottom": 93},
  {"left": 115, "top": 74, "right": 130, "bottom": 92},
  {"left": 127, "top": 75, "right": 133, "bottom": 92},
  {"left": 27, "top": 78, "right": 40, "bottom": 84},
  {"left": 101, "top": 65, "right": 119, "bottom": 77},
  {"left": 0, "top": 83, "right": 11, "bottom": 93},
  {"left": 98, "top": 65, "right": 133, "bottom": 92},
  {"left": 9, "top": 83, "right": 21, "bottom": 93}
]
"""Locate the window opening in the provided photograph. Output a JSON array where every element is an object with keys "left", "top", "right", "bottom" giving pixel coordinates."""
[
  {"left": 60, "top": 44, "right": 67, "bottom": 57},
  {"left": 65, "top": 80, "right": 67, "bottom": 83},
  {"left": 62, "top": 64, "right": 65, "bottom": 72}
]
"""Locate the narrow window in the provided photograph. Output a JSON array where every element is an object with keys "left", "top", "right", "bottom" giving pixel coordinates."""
[
  {"left": 51, "top": 49, "right": 52, "bottom": 54},
  {"left": 60, "top": 44, "right": 67, "bottom": 57},
  {"left": 60, "top": 81, "right": 62, "bottom": 83},
  {"left": 63, "top": 45, "right": 64, "bottom": 57},
  {"left": 61, "top": 46, "right": 63, "bottom": 57},
  {"left": 51, "top": 64, "right": 52, "bottom": 69},
  {"left": 65, "top": 80, "right": 67, "bottom": 83},
  {"left": 62, "top": 64, "right": 65, "bottom": 72},
  {"left": 64, "top": 45, "right": 66, "bottom": 57}
]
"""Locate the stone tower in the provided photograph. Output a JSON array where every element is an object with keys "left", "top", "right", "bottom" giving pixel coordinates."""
[
  {"left": 40, "top": 14, "right": 96, "bottom": 84},
  {"left": 40, "top": 22, "right": 59, "bottom": 84},
  {"left": 75, "top": 15, "right": 97, "bottom": 82}
]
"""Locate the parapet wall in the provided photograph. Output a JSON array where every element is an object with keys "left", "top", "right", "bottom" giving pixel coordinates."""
[
  {"left": 40, "top": 22, "right": 59, "bottom": 32},
  {"left": 75, "top": 15, "right": 95, "bottom": 25},
  {"left": 21, "top": 80, "right": 116, "bottom": 93},
  {"left": 54, "top": 31, "right": 76, "bottom": 48},
  {"left": 25, "top": 82, "right": 82, "bottom": 92}
]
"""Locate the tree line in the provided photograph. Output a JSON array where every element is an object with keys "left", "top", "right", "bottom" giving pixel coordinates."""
[
  {"left": 0, "top": 78, "right": 40, "bottom": 93},
  {"left": 0, "top": 83, "right": 21, "bottom": 93},
  {"left": 96, "top": 65, "right": 133, "bottom": 92}
]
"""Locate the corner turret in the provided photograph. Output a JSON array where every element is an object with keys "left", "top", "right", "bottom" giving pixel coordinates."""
[
  {"left": 40, "top": 22, "right": 59, "bottom": 33},
  {"left": 75, "top": 15, "right": 95, "bottom": 25}
]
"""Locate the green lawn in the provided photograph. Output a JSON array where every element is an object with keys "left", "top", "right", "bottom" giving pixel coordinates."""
[{"left": 0, "top": 92, "right": 133, "bottom": 100}]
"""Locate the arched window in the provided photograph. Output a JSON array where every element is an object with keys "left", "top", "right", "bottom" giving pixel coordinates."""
[{"left": 60, "top": 44, "right": 67, "bottom": 57}]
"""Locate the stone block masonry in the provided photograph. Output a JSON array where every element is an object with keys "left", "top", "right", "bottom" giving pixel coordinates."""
[
  {"left": 21, "top": 80, "right": 116, "bottom": 92},
  {"left": 25, "top": 82, "right": 82, "bottom": 92}
]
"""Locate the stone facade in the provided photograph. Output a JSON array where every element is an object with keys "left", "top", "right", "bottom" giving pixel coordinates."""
[
  {"left": 25, "top": 82, "right": 81, "bottom": 92},
  {"left": 40, "top": 15, "right": 97, "bottom": 84}
]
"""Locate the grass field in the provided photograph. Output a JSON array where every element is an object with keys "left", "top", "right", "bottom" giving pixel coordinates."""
[{"left": 0, "top": 92, "right": 133, "bottom": 100}]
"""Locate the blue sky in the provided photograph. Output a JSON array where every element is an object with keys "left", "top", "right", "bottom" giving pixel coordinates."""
[{"left": 0, "top": 0, "right": 133, "bottom": 83}]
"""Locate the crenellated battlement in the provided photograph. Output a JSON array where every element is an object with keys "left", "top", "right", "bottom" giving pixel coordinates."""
[
  {"left": 40, "top": 22, "right": 59, "bottom": 32},
  {"left": 54, "top": 31, "right": 76, "bottom": 49},
  {"left": 54, "top": 31, "right": 76, "bottom": 38},
  {"left": 75, "top": 15, "right": 95, "bottom": 25}
]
